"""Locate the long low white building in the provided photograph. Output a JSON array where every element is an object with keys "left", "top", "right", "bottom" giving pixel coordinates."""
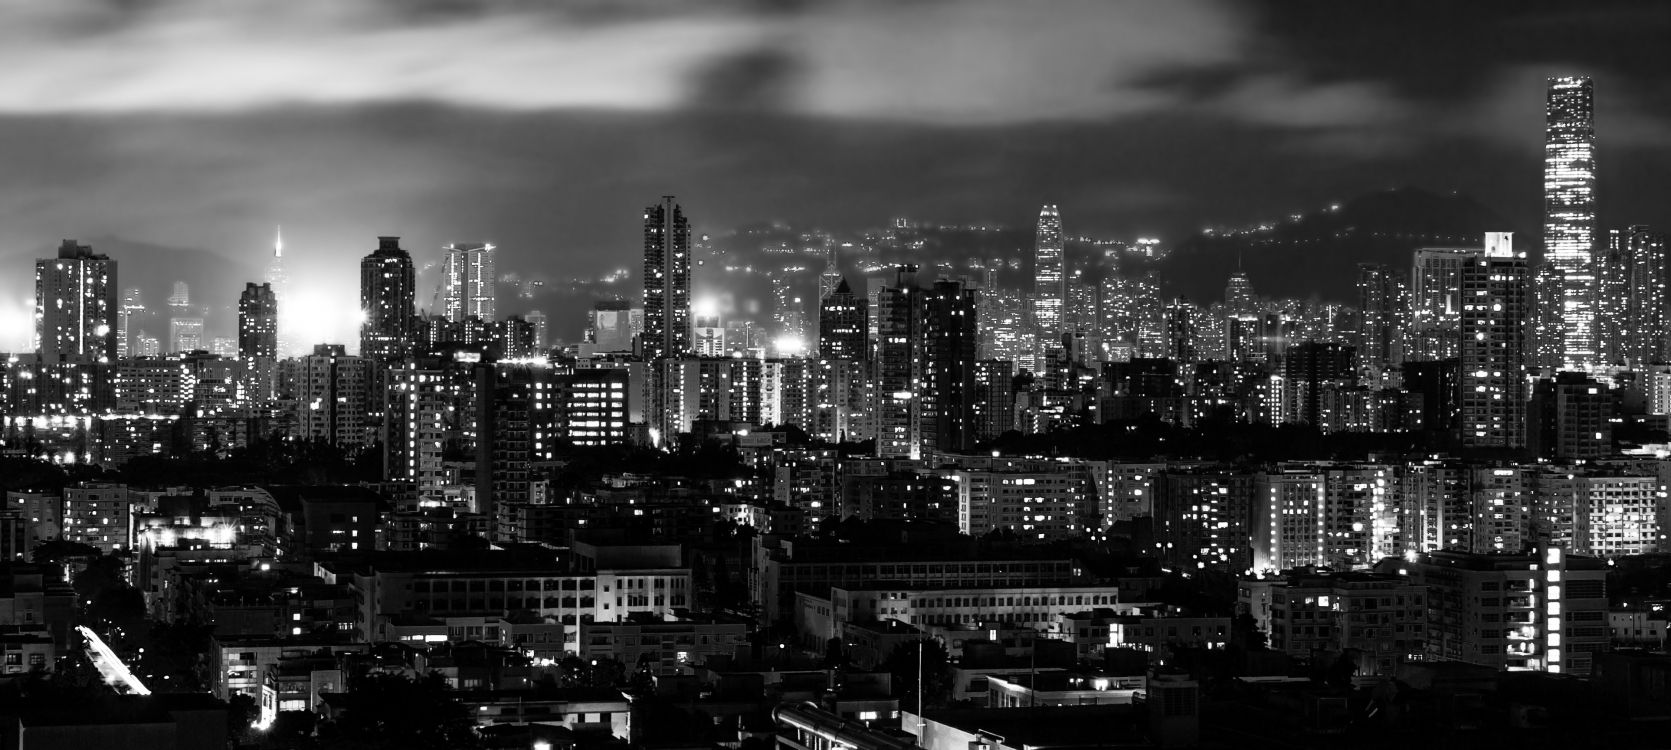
[{"left": 797, "top": 583, "right": 1123, "bottom": 643}]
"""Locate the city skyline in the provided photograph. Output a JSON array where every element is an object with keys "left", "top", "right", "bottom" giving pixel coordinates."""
[
  {"left": 0, "top": 3, "right": 1669, "bottom": 351},
  {"left": 5, "top": 6, "right": 1671, "bottom": 741}
]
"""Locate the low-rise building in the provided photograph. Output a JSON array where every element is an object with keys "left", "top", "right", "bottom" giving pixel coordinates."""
[
  {"left": 1239, "top": 570, "right": 1425, "bottom": 677},
  {"left": 1403, "top": 548, "right": 1609, "bottom": 676},
  {"left": 579, "top": 615, "right": 749, "bottom": 675}
]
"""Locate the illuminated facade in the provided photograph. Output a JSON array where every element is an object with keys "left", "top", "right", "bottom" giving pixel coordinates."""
[
  {"left": 1032, "top": 204, "right": 1064, "bottom": 335},
  {"left": 359, "top": 236, "right": 416, "bottom": 363},
  {"left": 642, "top": 196, "right": 692, "bottom": 359},
  {"left": 441, "top": 242, "right": 497, "bottom": 323},
  {"left": 33, "top": 240, "right": 117, "bottom": 364},
  {"left": 1543, "top": 76, "right": 1597, "bottom": 371}
]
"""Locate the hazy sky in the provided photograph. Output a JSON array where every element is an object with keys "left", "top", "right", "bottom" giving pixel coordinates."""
[{"left": 0, "top": 0, "right": 1667, "bottom": 349}]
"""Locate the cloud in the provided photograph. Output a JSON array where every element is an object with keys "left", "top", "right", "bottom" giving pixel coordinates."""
[{"left": 0, "top": 0, "right": 1419, "bottom": 133}]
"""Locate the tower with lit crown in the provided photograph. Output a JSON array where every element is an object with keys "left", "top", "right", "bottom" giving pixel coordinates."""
[{"left": 265, "top": 227, "right": 289, "bottom": 355}]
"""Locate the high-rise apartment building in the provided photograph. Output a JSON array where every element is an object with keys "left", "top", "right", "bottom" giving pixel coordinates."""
[
  {"left": 1032, "top": 204, "right": 1064, "bottom": 335},
  {"left": 441, "top": 242, "right": 496, "bottom": 323},
  {"left": 237, "top": 282, "right": 278, "bottom": 360},
  {"left": 1355, "top": 263, "right": 1406, "bottom": 372},
  {"left": 921, "top": 279, "right": 979, "bottom": 454},
  {"left": 1622, "top": 226, "right": 1669, "bottom": 366},
  {"left": 34, "top": 240, "right": 118, "bottom": 363},
  {"left": 642, "top": 196, "right": 692, "bottom": 360},
  {"left": 116, "top": 287, "right": 143, "bottom": 360},
  {"left": 817, "top": 278, "right": 868, "bottom": 361},
  {"left": 1544, "top": 76, "right": 1597, "bottom": 371},
  {"left": 1458, "top": 233, "right": 1529, "bottom": 451},
  {"left": 1410, "top": 247, "right": 1480, "bottom": 361},
  {"left": 360, "top": 237, "right": 416, "bottom": 362},
  {"left": 874, "top": 266, "right": 922, "bottom": 459}
]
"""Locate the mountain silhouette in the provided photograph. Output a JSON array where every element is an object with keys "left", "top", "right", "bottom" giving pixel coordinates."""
[{"left": 1156, "top": 186, "right": 1523, "bottom": 305}]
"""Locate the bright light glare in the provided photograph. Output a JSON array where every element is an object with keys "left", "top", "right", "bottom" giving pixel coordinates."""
[
  {"left": 280, "top": 288, "right": 361, "bottom": 354},
  {"left": 693, "top": 297, "right": 720, "bottom": 318},
  {"left": 773, "top": 335, "right": 804, "bottom": 356},
  {"left": 0, "top": 297, "right": 32, "bottom": 351}
]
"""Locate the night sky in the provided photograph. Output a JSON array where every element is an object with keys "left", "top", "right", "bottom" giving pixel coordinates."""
[{"left": 0, "top": 0, "right": 1667, "bottom": 348}]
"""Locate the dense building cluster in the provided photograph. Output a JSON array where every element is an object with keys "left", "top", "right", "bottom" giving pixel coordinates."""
[{"left": 2, "top": 79, "right": 1670, "bottom": 750}]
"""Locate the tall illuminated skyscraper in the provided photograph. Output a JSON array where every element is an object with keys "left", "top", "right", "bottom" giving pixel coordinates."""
[
  {"left": 1033, "top": 204, "right": 1064, "bottom": 335},
  {"left": 441, "top": 242, "right": 497, "bottom": 323},
  {"left": 642, "top": 196, "right": 692, "bottom": 359},
  {"left": 360, "top": 236, "right": 416, "bottom": 362},
  {"left": 1544, "top": 76, "right": 1597, "bottom": 371},
  {"left": 34, "top": 240, "right": 117, "bottom": 363}
]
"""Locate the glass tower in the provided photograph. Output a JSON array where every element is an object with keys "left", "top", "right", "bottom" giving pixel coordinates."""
[
  {"left": 1033, "top": 204, "right": 1064, "bottom": 336},
  {"left": 1543, "top": 76, "right": 1596, "bottom": 371}
]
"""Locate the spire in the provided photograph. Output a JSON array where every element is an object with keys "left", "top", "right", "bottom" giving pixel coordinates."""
[{"left": 274, "top": 225, "right": 283, "bottom": 258}]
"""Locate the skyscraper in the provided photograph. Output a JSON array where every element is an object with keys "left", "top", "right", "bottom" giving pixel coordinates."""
[
  {"left": 116, "top": 287, "right": 143, "bottom": 360},
  {"left": 1033, "top": 204, "right": 1064, "bottom": 335},
  {"left": 1543, "top": 76, "right": 1597, "bottom": 371},
  {"left": 642, "top": 196, "right": 692, "bottom": 359},
  {"left": 1224, "top": 271, "right": 1256, "bottom": 319},
  {"left": 1459, "top": 233, "right": 1529, "bottom": 451},
  {"left": 921, "top": 279, "right": 979, "bottom": 454},
  {"left": 237, "top": 282, "right": 278, "bottom": 360},
  {"left": 874, "top": 265, "right": 922, "bottom": 458},
  {"left": 1624, "top": 226, "right": 1670, "bottom": 366},
  {"left": 526, "top": 310, "right": 548, "bottom": 352},
  {"left": 1355, "top": 263, "right": 1406, "bottom": 372},
  {"left": 34, "top": 240, "right": 117, "bottom": 363},
  {"left": 360, "top": 236, "right": 416, "bottom": 362},
  {"left": 1410, "top": 247, "right": 1480, "bottom": 360},
  {"left": 817, "top": 278, "right": 867, "bottom": 360},
  {"left": 441, "top": 242, "right": 497, "bottom": 323}
]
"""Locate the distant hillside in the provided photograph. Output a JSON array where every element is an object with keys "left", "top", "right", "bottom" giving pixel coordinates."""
[{"left": 1156, "top": 187, "right": 1523, "bottom": 304}]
